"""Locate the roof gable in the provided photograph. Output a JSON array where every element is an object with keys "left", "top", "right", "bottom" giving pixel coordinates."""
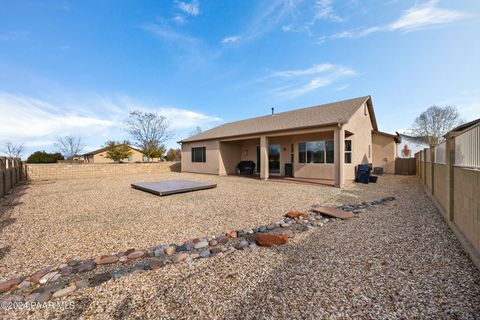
[
  {"left": 182, "top": 96, "right": 375, "bottom": 143},
  {"left": 83, "top": 144, "right": 141, "bottom": 156}
]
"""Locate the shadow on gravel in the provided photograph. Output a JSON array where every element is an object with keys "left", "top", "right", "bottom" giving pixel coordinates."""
[
  {"left": 58, "top": 296, "right": 93, "bottom": 319},
  {"left": 0, "top": 183, "right": 28, "bottom": 262},
  {"left": 112, "top": 295, "right": 133, "bottom": 320}
]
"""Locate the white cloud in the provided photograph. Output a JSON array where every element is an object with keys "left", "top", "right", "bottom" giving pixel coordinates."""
[
  {"left": 325, "top": 0, "right": 471, "bottom": 42},
  {"left": 314, "top": 0, "right": 344, "bottom": 23},
  {"left": 155, "top": 108, "right": 222, "bottom": 129},
  {"left": 176, "top": 0, "right": 200, "bottom": 16},
  {"left": 0, "top": 93, "right": 114, "bottom": 139},
  {"left": 388, "top": 0, "right": 470, "bottom": 32},
  {"left": 242, "top": 0, "right": 301, "bottom": 42},
  {"left": 142, "top": 22, "right": 199, "bottom": 46},
  {"left": 173, "top": 15, "right": 187, "bottom": 25},
  {"left": 0, "top": 92, "right": 222, "bottom": 154},
  {"left": 331, "top": 26, "right": 380, "bottom": 39},
  {"left": 277, "top": 78, "right": 334, "bottom": 98},
  {"left": 268, "top": 63, "right": 356, "bottom": 98},
  {"left": 221, "top": 36, "right": 241, "bottom": 44},
  {"left": 272, "top": 63, "right": 336, "bottom": 78}
]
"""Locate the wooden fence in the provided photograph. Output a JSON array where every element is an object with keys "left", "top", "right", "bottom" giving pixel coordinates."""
[
  {"left": 0, "top": 157, "right": 24, "bottom": 197},
  {"left": 394, "top": 158, "right": 416, "bottom": 175},
  {"left": 415, "top": 121, "right": 480, "bottom": 270}
]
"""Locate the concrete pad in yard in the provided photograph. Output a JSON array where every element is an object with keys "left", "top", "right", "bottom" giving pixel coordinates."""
[{"left": 131, "top": 179, "right": 217, "bottom": 196}]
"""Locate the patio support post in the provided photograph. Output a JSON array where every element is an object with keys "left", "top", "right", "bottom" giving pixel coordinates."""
[
  {"left": 260, "top": 135, "right": 269, "bottom": 180},
  {"left": 334, "top": 127, "right": 345, "bottom": 188}
]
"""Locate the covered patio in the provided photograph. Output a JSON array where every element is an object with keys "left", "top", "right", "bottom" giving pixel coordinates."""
[{"left": 218, "top": 126, "right": 351, "bottom": 187}]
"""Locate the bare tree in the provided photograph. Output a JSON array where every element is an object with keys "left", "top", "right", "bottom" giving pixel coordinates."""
[
  {"left": 2, "top": 141, "right": 25, "bottom": 159},
  {"left": 189, "top": 126, "right": 202, "bottom": 137},
  {"left": 55, "top": 136, "right": 85, "bottom": 161},
  {"left": 124, "top": 110, "right": 172, "bottom": 162},
  {"left": 408, "top": 105, "right": 464, "bottom": 146}
]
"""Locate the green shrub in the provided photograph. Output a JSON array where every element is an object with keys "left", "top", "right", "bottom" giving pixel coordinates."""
[{"left": 26, "top": 151, "right": 65, "bottom": 163}]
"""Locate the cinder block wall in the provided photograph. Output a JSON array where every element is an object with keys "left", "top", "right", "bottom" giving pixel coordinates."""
[
  {"left": 454, "top": 167, "right": 480, "bottom": 254},
  {"left": 433, "top": 164, "right": 448, "bottom": 214},
  {"left": 425, "top": 162, "right": 432, "bottom": 191},
  {"left": 25, "top": 162, "right": 181, "bottom": 180},
  {"left": 415, "top": 140, "right": 480, "bottom": 269}
]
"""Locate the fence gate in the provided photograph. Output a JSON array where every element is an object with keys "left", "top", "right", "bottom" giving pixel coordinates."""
[{"left": 395, "top": 158, "right": 417, "bottom": 175}]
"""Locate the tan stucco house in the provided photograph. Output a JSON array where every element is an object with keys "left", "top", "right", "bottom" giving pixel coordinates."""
[
  {"left": 179, "top": 96, "right": 397, "bottom": 187},
  {"left": 83, "top": 145, "right": 159, "bottom": 163}
]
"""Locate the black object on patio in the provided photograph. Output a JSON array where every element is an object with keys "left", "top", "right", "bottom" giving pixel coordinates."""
[
  {"left": 284, "top": 163, "right": 293, "bottom": 177},
  {"left": 356, "top": 164, "right": 371, "bottom": 184},
  {"left": 131, "top": 180, "right": 217, "bottom": 196},
  {"left": 236, "top": 161, "right": 256, "bottom": 175}
]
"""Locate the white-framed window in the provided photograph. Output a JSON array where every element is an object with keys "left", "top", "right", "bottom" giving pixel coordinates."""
[
  {"left": 298, "top": 141, "right": 334, "bottom": 164},
  {"left": 345, "top": 140, "right": 352, "bottom": 164},
  {"left": 191, "top": 147, "right": 206, "bottom": 163}
]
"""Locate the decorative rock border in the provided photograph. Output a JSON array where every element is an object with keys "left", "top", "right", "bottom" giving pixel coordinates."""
[{"left": 0, "top": 197, "right": 395, "bottom": 304}]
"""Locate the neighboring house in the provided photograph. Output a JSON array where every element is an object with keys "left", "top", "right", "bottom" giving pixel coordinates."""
[
  {"left": 83, "top": 145, "right": 159, "bottom": 163},
  {"left": 395, "top": 133, "right": 429, "bottom": 158},
  {"left": 179, "top": 96, "right": 397, "bottom": 187}
]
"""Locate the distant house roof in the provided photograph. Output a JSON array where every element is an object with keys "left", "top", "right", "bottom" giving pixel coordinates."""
[
  {"left": 395, "top": 132, "right": 430, "bottom": 145},
  {"left": 180, "top": 96, "right": 377, "bottom": 143},
  {"left": 83, "top": 144, "right": 141, "bottom": 156},
  {"left": 373, "top": 130, "right": 401, "bottom": 143},
  {"left": 449, "top": 118, "right": 480, "bottom": 134}
]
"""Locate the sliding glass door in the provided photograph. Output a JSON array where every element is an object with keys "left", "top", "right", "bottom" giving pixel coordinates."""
[{"left": 268, "top": 144, "right": 280, "bottom": 174}]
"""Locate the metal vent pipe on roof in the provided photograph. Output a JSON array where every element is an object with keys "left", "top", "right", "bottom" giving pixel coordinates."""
[{"left": 271, "top": 107, "right": 274, "bottom": 115}]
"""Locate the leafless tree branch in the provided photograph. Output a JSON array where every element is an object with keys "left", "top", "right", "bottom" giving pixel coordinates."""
[
  {"left": 408, "top": 105, "right": 464, "bottom": 146},
  {"left": 124, "top": 110, "right": 172, "bottom": 161},
  {"left": 55, "top": 136, "right": 85, "bottom": 160},
  {"left": 1, "top": 141, "right": 25, "bottom": 159}
]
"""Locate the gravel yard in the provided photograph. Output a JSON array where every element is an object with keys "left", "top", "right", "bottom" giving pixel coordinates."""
[{"left": 1, "top": 173, "right": 479, "bottom": 319}]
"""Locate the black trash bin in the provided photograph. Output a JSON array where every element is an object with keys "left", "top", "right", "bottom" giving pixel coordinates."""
[
  {"left": 285, "top": 163, "right": 293, "bottom": 177},
  {"left": 356, "top": 164, "right": 371, "bottom": 184}
]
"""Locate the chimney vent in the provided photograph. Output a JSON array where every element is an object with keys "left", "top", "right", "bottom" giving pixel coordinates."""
[{"left": 271, "top": 107, "right": 275, "bottom": 115}]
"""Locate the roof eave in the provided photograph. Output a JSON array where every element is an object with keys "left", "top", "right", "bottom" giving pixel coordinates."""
[{"left": 179, "top": 122, "right": 344, "bottom": 143}]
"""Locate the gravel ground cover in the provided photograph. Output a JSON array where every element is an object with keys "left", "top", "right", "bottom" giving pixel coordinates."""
[
  {"left": 0, "top": 172, "right": 342, "bottom": 279},
  {"left": 1, "top": 173, "right": 479, "bottom": 319}
]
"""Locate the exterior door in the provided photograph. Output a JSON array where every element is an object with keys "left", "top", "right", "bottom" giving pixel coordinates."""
[
  {"left": 268, "top": 144, "right": 280, "bottom": 174},
  {"left": 256, "top": 146, "right": 260, "bottom": 173}
]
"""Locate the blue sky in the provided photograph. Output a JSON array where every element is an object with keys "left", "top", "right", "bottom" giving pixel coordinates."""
[{"left": 1, "top": 0, "right": 479, "bottom": 157}]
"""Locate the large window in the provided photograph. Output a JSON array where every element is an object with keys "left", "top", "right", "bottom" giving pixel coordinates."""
[
  {"left": 345, "top": 140, "right": 352, "bottom": 164},
  {"left": 299, "top": 140, "right": 351, "bottom": 164},
  {"left": 299, "top": 141, "right": 334, "bottom": 164},
  {"left": 191, "top": 147, "right": 206, "bottom": 163}
]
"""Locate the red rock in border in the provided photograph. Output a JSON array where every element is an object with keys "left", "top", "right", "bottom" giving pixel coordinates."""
[
  {"left": 0, "top": 278, "right": 22, "bottom": 293},
  {"left": 229, "top": 231, "right": 237, "bottom": 239},
  {"left": 127, "top": 250, "right": 146, "bottom": 260},
  {"left": 95, "top": 255, "right": 119, "bottom": 265},
  {"left": 286, "top": 209, "right": 307, "bottom": 219},
  {"left": 31, "top": 266, "right": 55, "bottom": 283},
  {"left": 124, "top": 248, "right": 136, "bottom": 256},
  {"left": 255, "top": 234, "right": 288, "bottom": 247},
  {"left": 150, "top": 259, "right": 166, "bottom": 270}
]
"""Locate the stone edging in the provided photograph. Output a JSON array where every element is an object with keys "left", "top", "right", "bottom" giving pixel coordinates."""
[{"left": 0, "top": 197, "right": 395, "bottom": 304}]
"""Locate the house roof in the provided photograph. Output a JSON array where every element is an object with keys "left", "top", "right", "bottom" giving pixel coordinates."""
[
  {"left": 450, "top": 118, "right": 480, "bottom": 133},
  {"left": 373, "top": 130, "right": 401, "bottom": 143},
  {"left": 83, "top": 144, "right": 141, "bottom": 156},
  {"left": 180, "top": 96, "right": 377, "bottom": 143},
  {"left": 395, "top": 132, "right": 430, "bottom": 145}
]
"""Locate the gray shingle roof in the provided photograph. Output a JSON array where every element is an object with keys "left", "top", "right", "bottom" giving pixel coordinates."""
[{"left": 180, "top": 96, "right": 374, "bottom": 143}]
